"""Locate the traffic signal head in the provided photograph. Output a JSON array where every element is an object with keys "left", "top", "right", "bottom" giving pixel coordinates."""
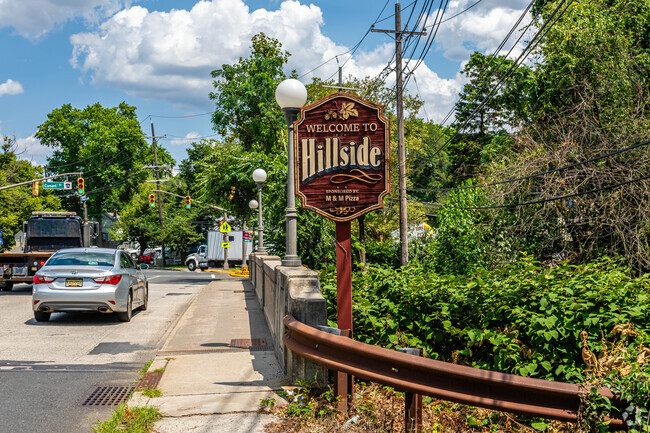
[
  {"left": 185, "top": 196, "right": 191, "bottom": 209},
  {"left": 149, "top": 194, "right": 155, "bottom": 207},
  {"left": 77, "top": 177, "right": 85, "bottom": 195}
]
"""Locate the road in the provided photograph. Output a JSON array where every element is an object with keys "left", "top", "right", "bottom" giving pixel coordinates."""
[{"left": 0, "top": 269, "right": 223, "bottom": 433}]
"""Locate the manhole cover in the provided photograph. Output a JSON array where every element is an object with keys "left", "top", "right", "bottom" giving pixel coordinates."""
[{"left": 79, "top": 385, "right": 135, "bottom": 407}]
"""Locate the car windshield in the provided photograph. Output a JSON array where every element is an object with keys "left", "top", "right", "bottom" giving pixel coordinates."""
[{"left": 47, "top": 252, "right": 116, "bottom": 267}]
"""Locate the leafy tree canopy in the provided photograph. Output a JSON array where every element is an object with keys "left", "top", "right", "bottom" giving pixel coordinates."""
[
  {"left": 0, "top": 136, "right": 61, "bottom": 251},
  {"left": 35, "top": 102, "right": 173, "bottom": 220},
  {"left": 209, "top": 33, "right": 292, "bottom": 154}
]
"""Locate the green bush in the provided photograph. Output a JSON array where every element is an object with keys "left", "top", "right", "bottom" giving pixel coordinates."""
[{"left": 320, "top": 255, "right": 650, "bottom": 429}]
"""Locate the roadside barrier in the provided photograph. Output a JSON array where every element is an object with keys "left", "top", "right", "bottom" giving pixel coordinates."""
[{"left": 282, "top": 315, "right": 625, "bottom": 430}]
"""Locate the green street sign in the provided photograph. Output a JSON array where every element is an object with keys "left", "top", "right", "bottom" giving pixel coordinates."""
[
  {"left": 43, "top": 182, "right": 64, "bottom": 189},
  {"left": 43, "top": 181, "right": 73, "bottom": 190}
]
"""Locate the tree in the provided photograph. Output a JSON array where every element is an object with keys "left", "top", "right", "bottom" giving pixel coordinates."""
[
  {"left": 458, "top": 0, "right": 650, "bottom": 270},
  {"left": 35, "top": 102, "right": 173, "bottom": 241},
  {"left": 0, "top": 136, "right": 61, "bottom": 251},
  {"left": 209, "top": 33, "right": 291, "bottom": 154}
]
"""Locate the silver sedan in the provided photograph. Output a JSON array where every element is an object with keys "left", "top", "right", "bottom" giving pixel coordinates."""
[{"left": 32, "top": 248, "right": 148, "bottom": 322}]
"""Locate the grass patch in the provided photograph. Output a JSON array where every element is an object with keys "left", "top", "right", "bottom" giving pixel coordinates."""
[
  {"left": 139, "top": 360, "right": 153, "bottom": 377},
  {"left": 92, "top": 404, "right": 161, "bottom": 433},
  {"left": 141, "top": 387, "right": 162, "bottom": 398}
]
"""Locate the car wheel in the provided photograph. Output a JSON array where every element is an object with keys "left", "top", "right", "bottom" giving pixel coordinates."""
[
  {"left": 34, "top": 311, "right": 50, "bottom": 322},
  {"left": 0, "top": 282, "right": 13, "bottom": 292},
  {"left": 138, "top": 285, "right": 148, "bottom": 311},
  {"left": 116, "top": 291, "right": 133, "bottom": 322},
  {"left": 187, "top": 260, "right": 196, "bottom": 272}
]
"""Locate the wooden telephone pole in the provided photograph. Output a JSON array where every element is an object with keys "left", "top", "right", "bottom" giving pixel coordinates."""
[{"left": 372, "top": 1, "right": 426, "bottom": 266}]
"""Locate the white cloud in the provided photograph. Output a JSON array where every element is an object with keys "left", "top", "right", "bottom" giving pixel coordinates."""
[
  {"left": 0, "top": 0, "right": 131, "bottom": 40},
  {"left": 14, "top": 135, "right": 52, "bottom": 166},
  {"left": 70, "top": 0, "right": 351, "bottom": 109},
  {"left": 0, "top": 79, "right": 24, "bottom": 97},
  {"left": 66, "top": 0, "right": 531, "bottom": 125},
  {"left": 169, "top": 132, "right": 202, "bottom": 146},
  {"left": 432, "top": 0, "right": 533, "bottom": 61}
]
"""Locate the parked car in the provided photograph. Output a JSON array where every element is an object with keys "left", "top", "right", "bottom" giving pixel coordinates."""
[{"left": 32, "top": 248, "right": 148, "bottom": 323}]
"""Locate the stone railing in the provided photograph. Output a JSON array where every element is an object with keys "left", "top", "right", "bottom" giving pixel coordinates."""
[{"left": 248, "top": 252, "right": 327, "bottom": 382}]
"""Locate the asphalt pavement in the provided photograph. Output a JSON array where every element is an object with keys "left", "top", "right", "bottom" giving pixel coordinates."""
[{"left": 129, "top": 274, "right": 287, "bottom": 432}]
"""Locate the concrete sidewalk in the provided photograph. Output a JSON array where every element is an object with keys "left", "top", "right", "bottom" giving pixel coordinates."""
[{"left": 129, "top": 277, "right": 288, "bottom": 432}]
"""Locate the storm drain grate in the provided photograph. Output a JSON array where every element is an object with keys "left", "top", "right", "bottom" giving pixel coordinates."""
[
  {"left": 79, "top": 385, "right": 135, "bottom": 407},
  {"left": 137, "top": 371, "right": 163, "bottom": 390},
  {"left": 230, "top": 338, "right": 268, "bottom": 349}
]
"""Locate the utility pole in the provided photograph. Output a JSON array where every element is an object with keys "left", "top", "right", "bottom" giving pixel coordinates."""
[
  {"left": 372, "top": 1, "right": 426, "bottom": 266},
  {"left": 149, "top": 122, "right": 166, "bottom": 268}
]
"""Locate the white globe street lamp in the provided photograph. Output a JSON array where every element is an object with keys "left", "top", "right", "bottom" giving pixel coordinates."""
[
  {"left": 251, "top": 169, "right": 267, "bottom": 254},
  {"left": 275, "top": 79, "right": 307, "bottom": 267}
]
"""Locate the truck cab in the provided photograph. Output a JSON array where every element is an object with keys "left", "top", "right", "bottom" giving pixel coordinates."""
[{"left": 0, "top": 212, "right": 96, "bottom": 291}]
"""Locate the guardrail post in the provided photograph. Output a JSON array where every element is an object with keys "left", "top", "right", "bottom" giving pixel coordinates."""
[
  {"left": 397, "top": 347, "right": 423, "bottom": 433},
  {"left": 318, "top": 326, "right": 354, "bottom": 412}
]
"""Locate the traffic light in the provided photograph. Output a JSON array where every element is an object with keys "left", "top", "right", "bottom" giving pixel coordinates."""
[
  {"left": 228, "top": 186, "right": 235, "bottom": 200},
  {"left": 32, "top": 181, "right": 39, "bottom": 196},
  {"left": 149, "top": 194, "right": 155, "bottom": 208},
  {"left": 77, "top": 177, "right": 84, "bottom": 195},
  {"left": 185, "top": 196, "right": 191, "bottom": 209}
]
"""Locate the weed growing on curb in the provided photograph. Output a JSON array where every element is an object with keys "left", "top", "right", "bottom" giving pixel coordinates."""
[{"left": 92, "top": 404, "right": 161, "bottom": 433}]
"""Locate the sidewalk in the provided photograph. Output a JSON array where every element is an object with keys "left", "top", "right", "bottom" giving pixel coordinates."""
[{"left": 129, "top": 277, "right": 288, "bottom": 432}]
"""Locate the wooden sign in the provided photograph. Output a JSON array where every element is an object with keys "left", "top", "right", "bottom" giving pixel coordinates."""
[{"left": 294, "top": 92, "right": 390, "bottom": 222}]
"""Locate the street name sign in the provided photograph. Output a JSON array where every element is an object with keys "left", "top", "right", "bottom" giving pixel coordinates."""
[
  {"left": 294, "top": 92, "right": 390, "bottom": 222},
  {"left": 43, "top": 181, "right": 73, "bottom": 190}
]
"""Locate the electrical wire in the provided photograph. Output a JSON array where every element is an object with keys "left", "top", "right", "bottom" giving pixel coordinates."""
[
  {"left": 439, "top": 0, "right": 485, "bottom": 23},
  {"left": 428, "top": 0, "right": 573, "bottom": 160},
  {"left": 300, "top": 0, "right": 395, "bottom": 80},
  {"left": 408, "top": 139, "right": 650, "bottom": 193},
  {"left": 408, "top": 172, "right": 650, "bottom": 210}
]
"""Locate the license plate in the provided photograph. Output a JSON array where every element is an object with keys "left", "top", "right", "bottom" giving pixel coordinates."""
[{"left": 65, "top": 278, "right": 83, "bottom": 287}]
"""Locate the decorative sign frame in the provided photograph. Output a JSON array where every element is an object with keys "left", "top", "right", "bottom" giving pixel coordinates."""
[{"left": 294, "top": 92, "right": 390, "bottom": 222}]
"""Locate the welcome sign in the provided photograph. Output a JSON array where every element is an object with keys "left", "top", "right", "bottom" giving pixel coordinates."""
[{"left": 294, "top": 92, "right": 390, "bottom": 222}]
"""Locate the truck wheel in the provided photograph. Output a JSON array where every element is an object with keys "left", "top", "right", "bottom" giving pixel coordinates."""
[
  {"left": 0, "top": 282, "right": 13, "bottom": 292},
  {"left": 116, "top": 292, "right": 133, "bottom": 322},
  {"left": 187, "top": 261, "right": 196, "bottom": 272},
  {"left": 34, "top": 311, "right": 50, "bottom": 322}
]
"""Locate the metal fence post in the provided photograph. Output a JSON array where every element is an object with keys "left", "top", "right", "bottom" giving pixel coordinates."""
[
  {"left": 318, "top": 326, "right": 354, "bottom": 412},
  {"left": 397, "top": 347, "right": 423, "bottom": 432}
]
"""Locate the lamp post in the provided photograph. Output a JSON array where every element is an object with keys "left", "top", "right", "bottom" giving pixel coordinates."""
[
  {"left": 275, "top": 78, "right": 307, "bottom": 267},
  {"left": 251, "top": 168, "right": 267, "bottom": 254}
]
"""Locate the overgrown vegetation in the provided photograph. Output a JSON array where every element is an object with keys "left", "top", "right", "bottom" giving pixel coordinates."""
[
  {"left": 92, "top": 404, "right": 161, "bottom": 433},
  {"left": 319, "top": 256, "right": 650, "bottom": 430},
  {"left": 264, "top": 381, "right": 579, "bottom": 432}
]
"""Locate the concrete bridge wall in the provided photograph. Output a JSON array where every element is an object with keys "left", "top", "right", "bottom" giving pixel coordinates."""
[{"left": 248, "top": 253, "right": 327, "bottom": 383}]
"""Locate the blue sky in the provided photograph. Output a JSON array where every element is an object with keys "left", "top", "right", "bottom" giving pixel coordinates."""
[{"left": 0, "top": 0, "right": 532, "bottom": 167}]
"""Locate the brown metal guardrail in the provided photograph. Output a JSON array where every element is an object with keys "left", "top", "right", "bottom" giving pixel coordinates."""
[{"left": 283, "top": 315, "right": 625, "bottom": 429}]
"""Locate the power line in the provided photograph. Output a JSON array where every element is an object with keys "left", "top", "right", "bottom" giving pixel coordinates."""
[
  {"left": 300, "top": 0, "right": 395, "bottom": 80},
  {"left": 408, "top": 139, "right": 650, "bottom": 193},
  {"left": 150, "top": 112, "right": 212, "bottom": 119},
  {"left": 409, "top": 172, "right": 650, "bottom": 210},
  {"left": 428, "top": 0, "right": 573, "bottom": 160},
  {"left": 439, "top": 0, "right": 485, "bottom": 24}
]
